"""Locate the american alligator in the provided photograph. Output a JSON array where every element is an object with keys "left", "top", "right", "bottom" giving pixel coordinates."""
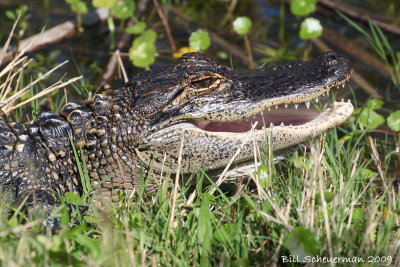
[{"left": 0, "top": 52, "right": 353, "bottom": 208}]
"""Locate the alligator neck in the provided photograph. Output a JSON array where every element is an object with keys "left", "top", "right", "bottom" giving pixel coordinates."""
[{"left": 60, "top": 88, "right": 146, "bottom": 199}]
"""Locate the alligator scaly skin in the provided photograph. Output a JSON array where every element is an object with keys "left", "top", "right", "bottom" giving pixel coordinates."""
[{"left": 0, "top": 52, "right": 353, "bottom": 207}]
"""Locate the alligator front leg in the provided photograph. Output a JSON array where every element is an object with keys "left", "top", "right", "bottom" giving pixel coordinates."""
[{"left": 0, "top": 110, "right": 81, "bottom": 223}]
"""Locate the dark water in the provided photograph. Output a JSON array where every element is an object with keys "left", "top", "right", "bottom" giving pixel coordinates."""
[{"left": 0, "top": 0, "right": 399, "bottom": 111}]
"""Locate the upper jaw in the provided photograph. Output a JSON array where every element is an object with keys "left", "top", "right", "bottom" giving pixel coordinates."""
[
  {"left": 173, "top": 53, "right": 353, "bottom": 124},
  {"left": 162, "top": 74, "right": 353, "bottom": 136}
]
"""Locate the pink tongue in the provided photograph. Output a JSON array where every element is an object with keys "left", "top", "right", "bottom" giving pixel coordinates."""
[
  {"left": 194, "top": 107, "right": 319, "bottom": 133},
  {"left": 197, "top": 120, "right": 257, "bottom": 132}
]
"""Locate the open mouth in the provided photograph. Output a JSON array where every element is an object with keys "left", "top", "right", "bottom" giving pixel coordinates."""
[
  {"left": 194, "top": 99, "right": 321, "bottom": 133},
  {"left": 192, "top": 86, "right": 351, "bottom": 134}
]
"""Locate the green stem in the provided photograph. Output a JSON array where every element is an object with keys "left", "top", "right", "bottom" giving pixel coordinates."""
[
  {"left": 108, "top": 16, "right": 116, "bottom": 49},
  {"left": 279, "top": 0, "right": 285, "bottom": 44},
  {"left": 303, "top": 40, "right": 312, "bottom": 61},
  {"left": 243, "top": 35, "right": 254, "bottom": 69},
  {"left": 77, "top": 11, "right": 82, "bottom": 31}
]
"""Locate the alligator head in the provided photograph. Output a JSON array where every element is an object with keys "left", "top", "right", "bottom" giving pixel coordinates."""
[
  {"left": 0, "top": 51, "right": 353, "bottom": 208},
  {"left": 128, "top": 52, "right": 353, "bottom": 177}
]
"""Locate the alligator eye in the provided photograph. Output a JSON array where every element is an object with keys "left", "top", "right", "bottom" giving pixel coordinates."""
[
  {"left": 327, "top": 55, "right": 338, "bottom": 66},
  {"left": 322, "top": 53, "right": 339, "bottom": 67},
  {"left": 192, "top": 78, "right": 212, "bottom": 89}
]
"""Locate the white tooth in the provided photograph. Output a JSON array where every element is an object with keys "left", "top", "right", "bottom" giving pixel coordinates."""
[
  {"left": 268, "top": 108, "right": 271, "bottom": 111},
  {"left": 275, "top": 105, "right": 279, "bottom": 109},
  {"left": 342, "top": 84, "right": 345, "bottom": 88},
  {"left": 285, "top": 104, "right": 288, "bottom": 109},
  {"left": 270, "top": 122, "right": 274, "bottom": 128},
  {"left": 305, "top": 101, "right": 310, "bottom": 109},
  {"left": 295, "top": 104, "right": 298, "bottom": 109},
  {"left": 289, "top": 124, "right": 293, "bottom": 127},
  {"left": 315, "top": 98, "right": 319, "bottom": 103},
  {"left": 280, "top": 122, "right": 284, "bottom": 126},
  {"left": 341, "top": 98, "right": 344, "bottom": 102},
  {"left": 262, "top": 126, "right": 265, "bottom": 130},
  {"left": 348, "top": 99, "right": 351, "bottom": 103}
]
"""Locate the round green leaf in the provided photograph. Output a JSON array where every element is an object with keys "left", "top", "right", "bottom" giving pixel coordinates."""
[
  {"left": 126, "top": 21, "right": 147, "bottom": 34},
  {"left": 129, "top": 29, "right": 157, "bottom": 70},
  {"left": 75, "top": 1, "right": 89, "bottom": 14},
  {"left": 387, "top": 110, "right": 400, "bottom": 131},
  {"left": 290, "top": 0, "right": 316, "bottom": 16},
  {"left": 92, "top": 0, "right": 118, "bottom": 9},
  {"left": 189, "top": 30, "right": 211, "bottom": 51},
  {"left": 113, "top": 0, "right": 135, "bottom": 20},
  {"left": 358, "top": 109, "right": 385, "bottom": 129},
  {"left": 366, "top": 98, "right": 383, "bottom": 110},
  {"left": 233, "top": 16, "right": 252, "bottom": 35},
  {"left": 284, "top": 226, "right": 318, "bottom": 262},
  {"left": 299, "top": 17, "right": 322, "bottom": 40}
]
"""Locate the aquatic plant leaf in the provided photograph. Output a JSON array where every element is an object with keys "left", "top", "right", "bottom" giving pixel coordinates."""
[
  {"left": 387, "top": 110, "right": 400, "bottom": 131},
  {"left": 299, "top": 17, "right": 322, "bottom": 40},
  {"left": 129, "top": 29, "right": 157, "bottom": 70},
  {"left": 113, "top": 0, "right": 135, "bottom": 20},
  {"left": 366, "top": 98, "right": 383, "bottom": 109},
  {"left": 126, "top": 21, "right": 146, "bottom": 34},
  {"left": 358, "top": 109, "right": 385, "bottom": 129},
  {"left": 92, "top": 0, "right": 118, "bottom": 9},
  {"left": 189, "top": 30, "right": 211, "bottom": 51},
  {"left": 233, "top": 16, "right": 252, "bottom": 35},
  {"left": 290, "top": 0, "right": 316, "bottom": 16},
  {"left": 66, "top": 0, "right": 88, "bottom": 14}
]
